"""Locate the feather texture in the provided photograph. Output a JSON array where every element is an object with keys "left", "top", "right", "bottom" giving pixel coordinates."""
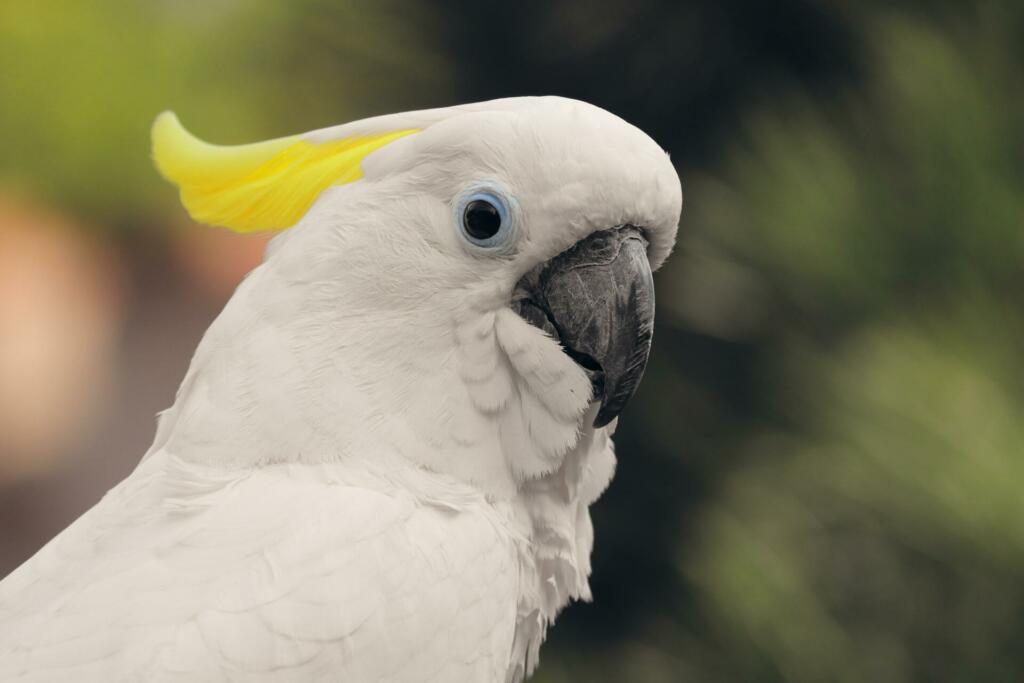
[
  {"left": 152, "top": 112, "right": 418, "bottom": 232},
  {"left": 2, "top": 96, "right": 681, "bottom": 681},
  {"left": 0, "top": 452, "right": 523, "bottom": 682}
]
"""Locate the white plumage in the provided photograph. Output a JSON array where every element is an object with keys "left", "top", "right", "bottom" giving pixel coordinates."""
[{"left": 0, "top": 96, "right": 681, "bottom": 681}]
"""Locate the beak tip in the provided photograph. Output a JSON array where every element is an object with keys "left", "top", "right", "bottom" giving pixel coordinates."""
[
  {"left": 592, "top": 410, "right": 615, "bottom": 429},
  {"left": 591, "top": 385, "right": 636, "bottom": 429}
]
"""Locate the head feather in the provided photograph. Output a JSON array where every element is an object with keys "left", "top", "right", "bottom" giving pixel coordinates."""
[{"left": 151, "top": 111, "right": 418, "bottom": 232}]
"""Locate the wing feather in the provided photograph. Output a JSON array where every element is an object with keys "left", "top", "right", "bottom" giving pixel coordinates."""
[{"left": 0, "top": 451, "right": 520, "bottom": 682}]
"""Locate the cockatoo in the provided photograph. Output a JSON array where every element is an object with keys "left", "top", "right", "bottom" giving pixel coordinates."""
[{"left": 0, "top": 97, "right": 680, "bottom": 682}]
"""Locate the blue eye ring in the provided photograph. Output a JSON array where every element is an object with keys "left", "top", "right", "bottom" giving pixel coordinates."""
[{"left": 454, "top": 183, "right": 519, "bottom": 252}]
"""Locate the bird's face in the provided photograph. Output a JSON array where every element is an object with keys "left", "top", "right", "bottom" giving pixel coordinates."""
[
  {"left": 153, "top": 97, "right": 680, "bottom": 487},
  {"left": 273, "top": 99, "right": 681, "bottom": 441}
]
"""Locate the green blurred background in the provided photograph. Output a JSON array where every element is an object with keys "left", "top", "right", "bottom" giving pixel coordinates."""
[{"left": 1, "top": 1, "right": 1022, "bottom": 680}]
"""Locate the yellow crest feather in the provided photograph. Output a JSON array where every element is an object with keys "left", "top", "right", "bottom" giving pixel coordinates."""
[{"left": 151, "top": 112, "right": 418, "bottom": 232}]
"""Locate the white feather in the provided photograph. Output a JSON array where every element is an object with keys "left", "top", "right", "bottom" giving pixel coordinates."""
[{"left": 1, "top": 96, "right": 681, "bottom": 681}]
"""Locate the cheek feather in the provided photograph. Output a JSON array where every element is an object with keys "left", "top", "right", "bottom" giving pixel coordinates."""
[
  {"left": 494, "top": 309, "right": 591, "bottom": 422},
  {"left": 494, "top": 309, "right": 593, "bottom": 480},
  {"left": 454, "top": 307, "right": 595, "bottom": 481}
]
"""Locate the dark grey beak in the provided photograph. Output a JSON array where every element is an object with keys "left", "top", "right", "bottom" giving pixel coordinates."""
[{"left": 512, "top": 225, "right": 655, "bottom": 428}]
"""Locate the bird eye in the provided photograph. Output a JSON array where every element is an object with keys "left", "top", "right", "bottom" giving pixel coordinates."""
[
  {"left": 463, "top": 199, "right": 502, "bottom": 240},
  {"left": 456, "top": 186, "right": 517, "bottom": 251}
]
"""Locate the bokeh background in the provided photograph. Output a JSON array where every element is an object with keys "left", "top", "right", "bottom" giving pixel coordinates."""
[{"left": 2, "top": 1, "right": 1023, "bottom": 680}]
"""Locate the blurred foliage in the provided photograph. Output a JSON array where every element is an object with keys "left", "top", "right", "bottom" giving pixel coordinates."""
[
  {"left": 436, "top": 0, "right": 861, "bottom": 167},
  {"left": 548, "top": 5, "right": 1024, "bottom": 683},
  {"left": 2, "top": 0, "right": 1023, "bottom": 681},
  {"left": 0, "top": 0, "right": 449, "bottom": 221}
]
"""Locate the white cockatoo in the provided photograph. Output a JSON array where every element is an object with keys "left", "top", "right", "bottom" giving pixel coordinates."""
[{"left": 0, "top": 97, "right": 681, "bottom": 682}]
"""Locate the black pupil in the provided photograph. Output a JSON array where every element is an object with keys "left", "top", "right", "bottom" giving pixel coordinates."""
[{"left": 463, "top": 200, "right": 502, "bottom": 240}]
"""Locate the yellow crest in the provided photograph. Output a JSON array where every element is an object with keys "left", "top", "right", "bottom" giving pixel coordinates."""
[{"left": 151, "top": 112, "right": 419, "bottom": 232}]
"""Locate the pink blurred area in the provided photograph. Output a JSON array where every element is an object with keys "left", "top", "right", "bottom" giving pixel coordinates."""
[{"left": 0, "top": 196, "right": 270, "bottom": 575}]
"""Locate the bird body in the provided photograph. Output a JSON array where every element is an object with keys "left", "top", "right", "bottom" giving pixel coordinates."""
[
  {"left": 1, "top": 450, "right": 526, "bottom": 681},
  {"left": 0, "top": 97, "right": 680, "bottom": 681}
]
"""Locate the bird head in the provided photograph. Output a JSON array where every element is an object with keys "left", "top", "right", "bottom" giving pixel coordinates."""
[{"left": 152, "top": 97, "right": 681, "bottom": 495}]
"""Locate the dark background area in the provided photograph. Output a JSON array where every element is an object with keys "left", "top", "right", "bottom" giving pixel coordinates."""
[{"left": 2, "top": 1, "right": 1022, "bottom": 680}]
